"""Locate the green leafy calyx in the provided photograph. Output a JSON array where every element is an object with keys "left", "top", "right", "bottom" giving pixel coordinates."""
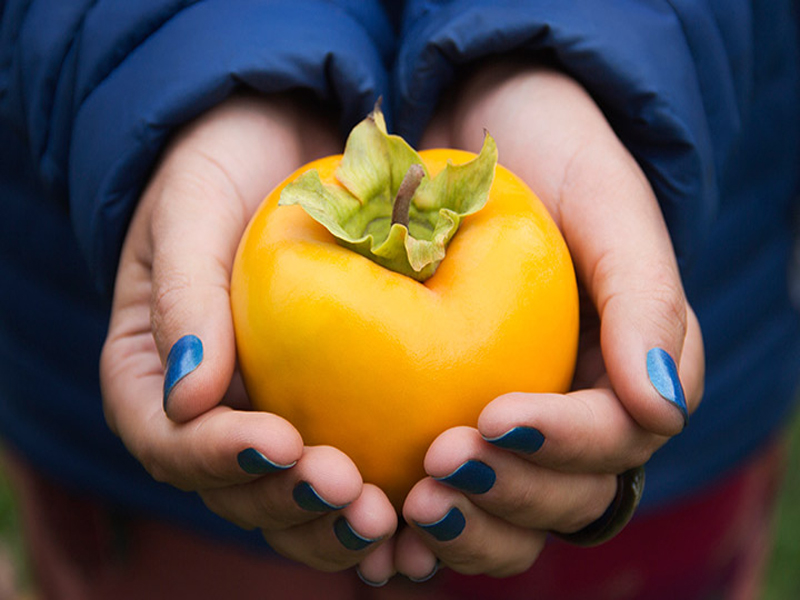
[{"left": 278, "top": 104, "right": 498, "bottom": 281}]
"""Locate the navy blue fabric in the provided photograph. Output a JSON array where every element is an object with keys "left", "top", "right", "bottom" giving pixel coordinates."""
[
  {"left": 1, "top": 0, "right": 394, "bottom": 295},
  {"left": 0, "top": 0, "right": 394, "bottom": 548},
  {"left": 0, "top": 0, "right": 799, "bottom": 543},
  {"left": 393, "top": 0, "right": 745, "bottom": 268},
  {"left": 392, "top": 0, "right": 800, "bottom": 509}
]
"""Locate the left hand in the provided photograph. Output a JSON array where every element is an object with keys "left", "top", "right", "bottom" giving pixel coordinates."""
[{"left": 357, "top": 59, "right": 704, "bottom": 584}]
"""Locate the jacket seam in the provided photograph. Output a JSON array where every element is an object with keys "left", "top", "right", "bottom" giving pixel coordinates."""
[{"left": 38, "top": 0, "right": 100, "bottom": 165}]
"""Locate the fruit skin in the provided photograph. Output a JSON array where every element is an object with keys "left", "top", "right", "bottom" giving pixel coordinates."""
[{"left": 230, "top": 149, "right": 579, "bottom": 509}]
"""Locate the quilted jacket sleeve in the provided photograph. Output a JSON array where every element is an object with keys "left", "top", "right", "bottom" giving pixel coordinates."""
[
  {"left": 391, "top": 0, "right": 760, "bottom": 268},
  {"left": 0, "top": 0, "right": 394, "bottom": 294}
]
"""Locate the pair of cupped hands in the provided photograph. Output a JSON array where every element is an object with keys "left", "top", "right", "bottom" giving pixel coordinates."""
[{"left": 99, "top": 61, "right": 703, "bottom": 585}]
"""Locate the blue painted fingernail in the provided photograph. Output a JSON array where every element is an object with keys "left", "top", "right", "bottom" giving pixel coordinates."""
[
  {"left": 647, "top": 348, "right": 689, "bottom": 426},
  {"left": 434, "top": 460, "right": 496, "bottom": 494},
  {"left": 356, "top": 569, "right": 388, "bottom": 588},
  {"left": 415, "top": 507, "right": 466, "bottom": 542},
  {"left": 484, "top": 426, "right": 545, "bottom": 453},
  {"left": 237, "top": 448, "right": 295, "bottom": 475},
  {"left": 293, "top": 481, "right": 347, "bottom": 512},
  {"left": 408, "top": 560, "right": 441, "bottom": 583},
  {"left": 163, "top": 334, "right": 203, "bottom": 410},
  {"left": 334, "top": 517, "right": 379, "bottom": 551}
]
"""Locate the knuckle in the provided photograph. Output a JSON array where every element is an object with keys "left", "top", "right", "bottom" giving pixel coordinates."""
[
  {"left": 627, "top": 440, "right": 657, "bottom": 469},
  {"left": 200, "top": 492, "right": 254, "bottom": 532},
  {"left": 607, "top": 433, "right": 657, "bottom": 474},
  {"left": 187, "top": 414, "right": 232, "bottom": 485},
  {"left": 594, "top": 252, "right": 688, "bottom": 345},
  {"left": 496, "top": 477, "right": 548, "bottom": 526},
  {"left": 149, "top": 271, "right": 193, "bottom": 340},
  {"left": 445, "top": 536, "right": 542, "bottom": 577},
  {"left": 643, "top": 279, "right": 688, "bottom": 344},
  {"left": 582, "top": 498, "right": 609, "bottom": 528},
  {"left": 242, "top": 479, "right": 299, "bottom": 532},
  {"left": 562, "top": 476, "right": 617, "bottom": 533},
  {"left": 132, "top": 429, "right": 188, "bottom": 491},
  {"left": 444, "top": 549, "right": 491, "bottom": 576},
  {"left": 138, "top": 446, "right": 171, "bottom": 486},
  {"left": 249, "top": 495, "right": 287, "bottom": 531}
]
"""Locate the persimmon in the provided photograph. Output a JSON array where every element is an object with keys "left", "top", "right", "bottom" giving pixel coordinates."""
[{"left": 230, "top": 107, "right": 579, "bottom": 509}]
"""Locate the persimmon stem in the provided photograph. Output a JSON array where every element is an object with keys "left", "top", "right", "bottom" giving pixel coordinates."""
[{"left": 391, "top": 164, "right": 425, "bottom": 228}]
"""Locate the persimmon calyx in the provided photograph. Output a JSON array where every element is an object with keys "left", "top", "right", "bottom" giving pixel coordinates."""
[{"left": 278, "top": 104, "right": 498, "bottom": 282}]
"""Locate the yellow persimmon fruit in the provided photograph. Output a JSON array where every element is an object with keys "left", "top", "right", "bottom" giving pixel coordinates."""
[{"left": 230, "top": 106, "right": 579, "bottom": 509}]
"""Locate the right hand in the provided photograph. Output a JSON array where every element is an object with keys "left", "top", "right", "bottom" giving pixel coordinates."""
[{"left": 99, "top": 92, "right": 398, "bottom": 573}]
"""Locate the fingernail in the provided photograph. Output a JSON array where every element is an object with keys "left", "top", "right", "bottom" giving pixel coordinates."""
[
  {"left": 293, "top": 481, "right": 347, "bottom": 512},
  {"left": 334, "top": 517, "right": 379, "bottom": 551},
  {"left": 163, "top": 334, "right": 203, "bottom": 410},
  {"left": 415, "top": 507, "right": 466, "bottom": 542},
  {"left": 484, "top": 426, "right": 545, "bottom": 453},
  {"left": 408, "top": 560, "right": 441, "bottom": 583},
  {"left": 647, "top": 348, "right": 689, "bottom": 426},
  {"left": 434, "top": 460, "right": 496, "bottom": 494},
  {"left": 237, "top": 448, "right": 295, "bottom": 475},
  {"left": 356, "top": 569, "right": 388, "bottom": 588}
]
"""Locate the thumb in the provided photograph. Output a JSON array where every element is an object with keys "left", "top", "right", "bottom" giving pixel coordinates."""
[
  {"left": 145, "top": 93, "right": 342, "bottom": 423},
  {"left": 434, "top": 63, "right": 703, "bottom": 437},
  {"left": 562, "top": 139, "right": 703, "bottom": 437},
  {"left": 148, "top": 162, "right": 244, "bottom": 423}
]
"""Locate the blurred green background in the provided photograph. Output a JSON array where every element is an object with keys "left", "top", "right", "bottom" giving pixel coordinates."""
[
  {"left": 763, "top": 410, "right": 800, "bottom": 600},
  {"left": 1, "top": 412, "right": 799, "bottom": 598}
]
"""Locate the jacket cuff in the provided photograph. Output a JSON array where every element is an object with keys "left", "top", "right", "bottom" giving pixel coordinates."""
[{"left": 393, "top": 0, "right": 746, "bottom": 267}]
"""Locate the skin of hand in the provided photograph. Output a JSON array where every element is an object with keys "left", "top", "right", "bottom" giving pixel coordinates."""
[
  {"left": 360, "top": 60, "right": 705, "bottom": 584},
  {"left": 99, "top": 92, "right": 398, "bottom": 573}
]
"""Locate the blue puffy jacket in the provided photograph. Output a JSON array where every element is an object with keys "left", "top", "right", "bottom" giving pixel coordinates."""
[{"left": 1, "top": 0, "right": 799, "bottom": 548}]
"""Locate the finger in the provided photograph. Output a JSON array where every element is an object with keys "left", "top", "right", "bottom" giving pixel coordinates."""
[
  {"left": 444, "top": 66, "right": 702, "bottom": 436},
  {"left": 106, "top": 374, "right": 304, "bottom": 491},
  {"left": 424, "top": 427, "right": 617, "bottom": 533},
  {"left": 525, "top": 115, "right": 696, "bottom": 436},
  {"left": 148, "top": 176, "right": 244, "bottom": 424},
  {"left": 393, "top": 526, "right": 441, "bottom": 583},
  {"left": 101, "top": 253, "right": 304, "bottom": 491},
  {"left": 355, "top": 537, "right": 397, "bottom": 588},
  {"left": 147, "top": 149, "right": 281, "bottom": 423},
  {"left": 564, "top": 149, "right": 700, "bottom": 435},
  {"left": 147, "top": 94, "right": 340, "bottom": 423},
  {"left": 547, "top": 104, "right": 702, "bottom": 435},
  {"left": 201, "top": 445, "right": 363, "bottom": 531},
  {"left": 479, "top": 390, "right": 652, "bottom": 473},
  {"left": 403, "top": 478, "right": 545, "bottom": 578},
  {"left": 477, "top": 312, "right": 704, "bottom": 474},
  {"left": 263, "top": 483, "right": 397, "bottom": 573}
]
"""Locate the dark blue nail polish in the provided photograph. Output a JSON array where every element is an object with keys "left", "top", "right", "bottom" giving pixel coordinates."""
[
  {"left": 334, "top": 517, "right": 379, "bottom": 551},
  {"left": 434, "top": 460, "right": 496, "bottom": 494},
  {"left": 293, "top": 481, "right": 347, "bottom": 512},
  {"left": 237, "top": 448, "right": 295, "bottom": 475},
  {"left": 484, "top": 426, "right": 545, "bottom": 453},
  {"left": 415, "top": 507, "right": 466, "bottom": 542},
  {"left": 647, "top": 348, "right": 689, "bottom": 426},
  {"left": 356, "top": 569, "right": 388, "bottom": 588},
  {"left": 163, "top": 334, "right": 203, "bottom": 410}
]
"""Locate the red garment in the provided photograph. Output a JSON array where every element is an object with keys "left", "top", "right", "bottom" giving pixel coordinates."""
[{"left": 4, "top": 438, "right": 786, "bottom": 600}]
